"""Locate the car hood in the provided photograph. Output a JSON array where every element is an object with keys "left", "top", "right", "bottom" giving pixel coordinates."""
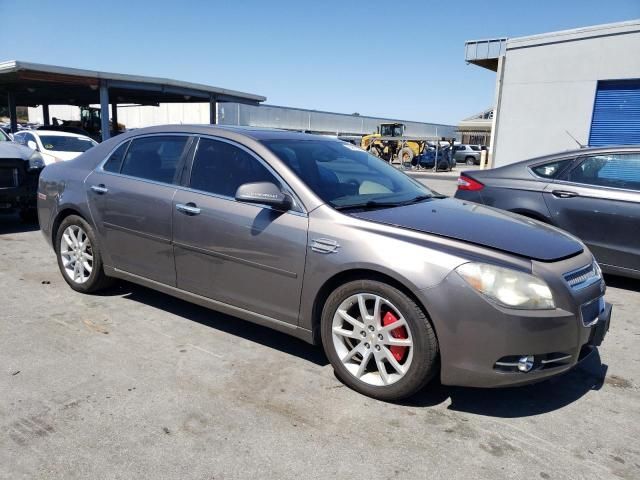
[
  {"left": 350, "top": 198, "right": 583, "bottom": 262},
  {"left": 0, "top": 142, "right": 34, "bottom": 160},
  {"left": 42, "top": 151, "right": 82, "bottom": 163}
]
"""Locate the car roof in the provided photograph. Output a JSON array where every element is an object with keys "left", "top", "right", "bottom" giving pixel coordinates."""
[
  {"left": 31, "top": 129, "right": 93, "bottom": 139},
  {"left": 117, "top": 124, "right": 338, "bottom": 142}
]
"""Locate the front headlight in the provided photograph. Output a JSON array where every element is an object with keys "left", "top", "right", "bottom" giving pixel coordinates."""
[
  {"left": 456, "top": 262, "right": 555, "bottom": 310},
  {"left": 27, "top": 151, "right": 45, "bottom": 170}
]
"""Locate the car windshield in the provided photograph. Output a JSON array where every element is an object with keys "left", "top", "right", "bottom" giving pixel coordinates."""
[
  {"left": 263, "top": 139, "right": 436, "bottom": 210},
  {"left": 39, "top": 135, "right": 96, "bottom": 152}
]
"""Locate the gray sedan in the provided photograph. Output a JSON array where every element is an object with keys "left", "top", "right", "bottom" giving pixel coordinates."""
[
  {"left": 455, "top": 146, "right": 640, "bottom": 280},
  {"left": 38, "top": 125, "right": 611, "bottom": 401}
]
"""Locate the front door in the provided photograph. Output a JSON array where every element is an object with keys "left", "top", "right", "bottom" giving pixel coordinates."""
[
  {"left": 86, "top": 135, "right": 192, "bottom": 285},
  {"left": 543, "top": 151, "right": 640, "bottom": 272},
  {"left": 172, "top": 137, "right": 308, "bottom": 325}
]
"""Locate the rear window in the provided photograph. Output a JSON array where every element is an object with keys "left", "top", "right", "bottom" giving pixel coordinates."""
[
  {"left": 40, "top": 135, "right": 96, "bottom": 152},
  {"left": 531, "top": 159, "right": 572, "bottom": 179},
  {"left": 470, "top": 145, "right": 481, "bottom": 151},
  {"left": 120, "top": 136, "right": 190, "bottom": 184}
]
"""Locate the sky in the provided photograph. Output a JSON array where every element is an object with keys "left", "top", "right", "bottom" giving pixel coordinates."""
[{"left": 1, "top": 0, "right": 639, "bottom": 125}]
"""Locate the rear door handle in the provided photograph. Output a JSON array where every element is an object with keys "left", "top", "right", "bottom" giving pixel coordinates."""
[
  {"left": 552, "top": 190, "right": 578, "bottom": 199},
  {"left": 176, "top": 202, "right": 201, "bottom": 216},
  {"left": 90, "top": 184, "right": 108, "bottom": 194}
]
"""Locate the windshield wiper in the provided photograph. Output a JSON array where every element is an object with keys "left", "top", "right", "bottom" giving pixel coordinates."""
[
  {"left": 334, "top": 200, "right": 404, "bottom": 211},
  {"left": 334, "top": 194, "right": 435, "bottom": 211}
]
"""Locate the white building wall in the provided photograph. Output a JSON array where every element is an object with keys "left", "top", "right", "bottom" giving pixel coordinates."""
[{"left": 493, "top": 23, "right": 640, "bottom": 166}]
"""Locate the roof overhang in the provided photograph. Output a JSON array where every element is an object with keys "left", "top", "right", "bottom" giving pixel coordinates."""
[
  {"left": 0, "top": 60, "right": 266, "bottom": 107},
  {"left": 464, "top": 38, "right": 507, "bottom": 72}
]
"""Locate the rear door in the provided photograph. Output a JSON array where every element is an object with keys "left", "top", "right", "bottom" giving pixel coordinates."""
[
  {"left": 86, "top": 135, "right": 193, "bottom": 285},
  {"left": 543, "top": 151, "right": 640, "bottom": 272},
  {"left": 172, "top": 136, "right": 308, "bottom": 325}
]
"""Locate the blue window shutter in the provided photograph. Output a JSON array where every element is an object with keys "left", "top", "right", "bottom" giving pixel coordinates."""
[{"left": 589, "top": 80, "right": 640, "bottom": 146}]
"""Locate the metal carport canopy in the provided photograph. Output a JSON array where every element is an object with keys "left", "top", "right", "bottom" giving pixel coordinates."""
[{"left": 0, "top": 60, "right": 266, "bottom": 139}]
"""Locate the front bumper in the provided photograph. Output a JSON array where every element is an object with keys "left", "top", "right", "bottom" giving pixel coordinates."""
[
  {"left": 0, "top": 184, "right": 38, "bottom": 210},
  {"left": 420, "top": 267, "right": 611, "bottom": 388}
]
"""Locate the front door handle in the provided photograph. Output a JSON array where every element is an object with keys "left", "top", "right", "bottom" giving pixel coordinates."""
[
  {"left": 176, "top": 202, "right": 201, "bottom": 216},
  {"left": 552, "top": 190, "right": 578, "bottom": 199},
  {"left": 90, "top": 184, "right": 108, "bottom": 194}
]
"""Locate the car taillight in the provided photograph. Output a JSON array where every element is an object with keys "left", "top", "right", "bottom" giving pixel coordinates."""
[{"left": 457, "top": 175, "right": 484, "bottom": 191}]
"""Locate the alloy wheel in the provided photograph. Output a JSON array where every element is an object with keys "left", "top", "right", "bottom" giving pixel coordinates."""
[
  {"left": 59, "top": 225, "right": 93, "bottom": 284},
  {"left": 332, "top": 293, "right": 414, "bottom": 386}
]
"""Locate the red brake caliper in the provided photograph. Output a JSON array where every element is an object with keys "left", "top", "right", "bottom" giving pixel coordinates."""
[{"left": 382, "top": 311, "right": 408, "bottom": 362}]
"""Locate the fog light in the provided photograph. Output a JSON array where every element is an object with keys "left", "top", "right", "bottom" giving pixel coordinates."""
[{"left": 518, "top": 355, "right": 534, "bottom": 372}]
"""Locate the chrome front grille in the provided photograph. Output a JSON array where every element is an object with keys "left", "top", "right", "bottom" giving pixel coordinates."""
[{"left": 563, "top": 263, "right": 600, "bottom": 290}]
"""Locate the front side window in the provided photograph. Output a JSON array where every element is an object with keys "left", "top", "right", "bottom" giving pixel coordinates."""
[
  {"left": 39, "top": 135, "right": 96, "bottom": 153},
  {"left": 531, "top": 159, "right": 572, "bottom": 179},
  {"left": 566, "top": 153, "right": 640, "bottom": 191},
  {"left": 190, "top": 138, "right": 279, "bottom": 197},
  {"left": 0, "top": 129, "right": 10, "bottom": 142},
  {"left": 120, "top": 136, "right": 189, "bottom": 184},
  {"left": 263, "top": 139, "right": 435, "bottom": 209}
]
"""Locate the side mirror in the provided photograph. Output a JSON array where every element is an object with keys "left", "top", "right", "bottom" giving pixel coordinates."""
[
  {"left": 27, "top": 140, "right": 38, "bottom": 151},
  {"left": 235, "top": 182, "right": 292, "bottom": 211}
]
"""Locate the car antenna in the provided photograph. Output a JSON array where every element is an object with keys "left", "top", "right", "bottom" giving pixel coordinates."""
[{"left": 565, "top": 130, "right": 586, "bottom": 149}]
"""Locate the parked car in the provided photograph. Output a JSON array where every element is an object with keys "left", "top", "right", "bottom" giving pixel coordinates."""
[
  {"left": 413, "top": 146, "right": 454, "bottom": 171},
  {"left": 0, "top": 142, "right": 45, "bottom": 220},
  {"left": 38, "top": 125, "right": 611, "bottom": 401},
  {"left": 453, "top": 144, "right": 482, "bottom": 165},
  {"left": 13, "top": 130, "right": 97, "bottom": 165},
  {"left": 0, "top": 127, "right": 13, "bottom": 142},
  {"left": 455, "top": 146, "right": 640, "bottom": 280}
]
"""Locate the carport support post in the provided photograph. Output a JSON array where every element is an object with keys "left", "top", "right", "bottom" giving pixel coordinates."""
[
  {"left": 42, "top": 104, "right": 50, "bottom": 126},
  {"left": 209, "top": 95, "right": 217, "bottom": 125},
  {"left": 111, "top": 102, "right": 118, "bottom": 133},
  {"left": 99, "top": 81, "right": 110, "bottom": 141},
  {"left": 7, "top": 92, "right": 17, "bottom": 133}
]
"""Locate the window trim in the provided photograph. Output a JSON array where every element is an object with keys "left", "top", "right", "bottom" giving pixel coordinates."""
[{"left": 180, "top": 134, "right": 307, "bottom": 215}]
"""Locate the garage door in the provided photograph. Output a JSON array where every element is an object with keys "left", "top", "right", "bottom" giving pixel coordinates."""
[{"left": 589, "top": 79, "right": 640, "bottom": 146}]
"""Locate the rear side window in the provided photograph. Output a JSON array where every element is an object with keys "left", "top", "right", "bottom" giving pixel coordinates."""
[
  {"left": 567, "top": 153, "right": 640, "bottom": 191},
  {"left": 531, "top": 159, "right": 572, "bottom": 179},
  {"left": 103, "top": 141, "right": 129, "bottom": 173},
  {"left": 120, "top": 136, "right": 189, "bottom": 184},
  {"left": 190, "top": 138, "right": 279, "bottom": 197}
]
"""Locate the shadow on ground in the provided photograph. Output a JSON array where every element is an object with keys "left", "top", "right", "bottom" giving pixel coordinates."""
[
  {"left": 114, "top": 281, "right": 610, "bottom": 418},
  {"left": 604, "top": 273, "right": 640, "bottom": 293},
  {"left": 0, "top": 213, "right": 39, "bottom": 235},
  {"left": 116, "top": 281, "right": 329, "bottom": 367},
  {"left": 403, "top": 351, "right": 607, "bottom": 417}
]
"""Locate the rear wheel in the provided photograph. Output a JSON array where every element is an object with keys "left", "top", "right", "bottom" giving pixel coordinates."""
[
  {"left": 465, "top": 156, "right": 475, "bottom": 165},
  {"left": 321, "top": 280, "right": 439, "bottom": 401},
  {"left": 55, "top": 215, "right": 114, "bottom": 293}
]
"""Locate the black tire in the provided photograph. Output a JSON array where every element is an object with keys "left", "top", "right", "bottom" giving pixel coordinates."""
[
  {"left": 55, "top": 214, "right": 114, "bottom": 293},
  {"left": 321, "top": 279, "right": 439, "bottom": 401},
  {"left": 465, "top": 156, "right": 475, "bottom": 165}
]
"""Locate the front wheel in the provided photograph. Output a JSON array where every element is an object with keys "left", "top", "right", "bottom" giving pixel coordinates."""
[
  {"left": 321, "top": 280, "right": 439, "bottom": 401},
  {"left": 55, "top": 215, "right": 114, "bottom": 293}
]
